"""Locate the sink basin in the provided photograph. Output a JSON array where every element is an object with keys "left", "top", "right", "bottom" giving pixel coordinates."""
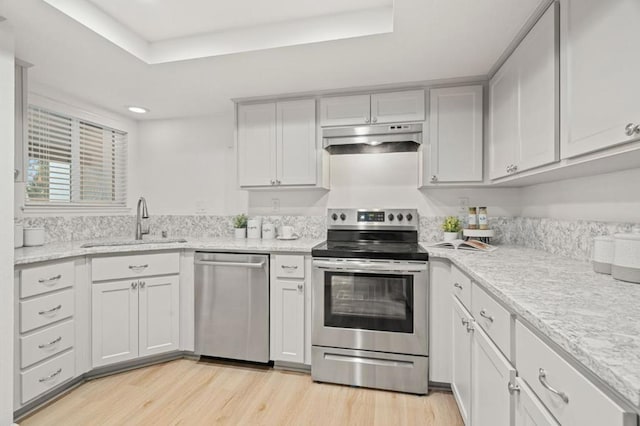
[{"left": 81, "top": 238, "right": 187, "bottom": 248}]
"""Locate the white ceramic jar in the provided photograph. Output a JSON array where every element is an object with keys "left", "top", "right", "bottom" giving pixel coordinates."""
[
  {"left": 247, "top": 218, "right": 262, "bottom": 239},
  {"left": 612, "top": 227, "right": 640, "bottom": 283},
  {"left": 23, "top": 227, "right": 45, "bottom": 247},
  {"left": 592, "top": 236, "right": 615, "bottom": 274},
  {"left": 262, "top": 222, "right": 276, "bottom": 240}
]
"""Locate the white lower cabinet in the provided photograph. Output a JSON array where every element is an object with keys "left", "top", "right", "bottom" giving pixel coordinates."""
[
  {"left": 428, "top": 258, "right": 452, "bottom": 383},
  {"left": 138, "top": 276, "right": 180, "bottom": 357},
  {"left": 514, "top": 377, "right": 559, "bottom": 426},
  {"left": 452, "top": 297, "right": 473, "bottom": 425},
  {"left": 270, "top": 254, "right": 310, "bottom": 365}
]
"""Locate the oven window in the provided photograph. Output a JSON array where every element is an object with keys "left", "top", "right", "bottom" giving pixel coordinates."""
[{"left": 324, "top": 272, "right": 414, "bottom": 333}]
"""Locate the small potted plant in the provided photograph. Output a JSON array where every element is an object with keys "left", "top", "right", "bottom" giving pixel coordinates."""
[
  {"left": 442, "top": 216, "right": 461, "bottom": 242},
  {"left": 233, "top": 214, "right": 248, "bottom": 239}
]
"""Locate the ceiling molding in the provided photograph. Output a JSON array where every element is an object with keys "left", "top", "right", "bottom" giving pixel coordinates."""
[{"left": 42, "top": 0, "right": 393, "bottom": 64}]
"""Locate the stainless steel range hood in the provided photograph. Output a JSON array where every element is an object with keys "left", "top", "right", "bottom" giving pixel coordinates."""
[{"left": 322, "top": 123, "right": 423, "bottom": 155}]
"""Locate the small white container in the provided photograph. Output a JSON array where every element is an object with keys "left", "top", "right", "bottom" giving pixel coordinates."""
[
  {"left": 443, "top": 232, "right": 459, "bottom": 242},
  {"left": 262, "top": 223, "right": 276, "bottom": 240},
  {"left": 592, "top": 236, "right": 615, "bottom": 274},
  {"left": 234, "top": 228, "right": 247, "bottom": 239},
  {"left": 612, "top": 227, "right": 640, "bottom": 283},
  {"left": 247, "top": 218, "right": 262, "bottom": 239},
  {"left": 14, "top": 223, "right": 24, "bottom": 248},
  {"left": 23, "top": 227, "right": 45, "bottom": 247}
]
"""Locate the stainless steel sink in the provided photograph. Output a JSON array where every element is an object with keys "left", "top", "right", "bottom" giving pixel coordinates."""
[{"left": 81, "top": 238, "right": 187, "bottom": 248}]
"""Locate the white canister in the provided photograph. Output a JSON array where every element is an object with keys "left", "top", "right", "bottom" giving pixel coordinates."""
[
  {"left": 612, "top": 227, "right": 640, "bottom": 284},
  {"left": 247, "top": 218, "right": 262, "bottom": 239},
  {"left": 14, "top": 222, "right": 24, "bottom": 248},
  {"left": 24, "top": 227, "right": 45, "bottom": 247},
  {"left": 592, "top": 236, "right": 614, "bottom": 274},
  {"left": 262, "top": 222, "right": 276, "bottom": 240}
]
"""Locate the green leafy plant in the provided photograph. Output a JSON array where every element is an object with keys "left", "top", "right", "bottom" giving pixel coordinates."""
[
  {"left": 233, "top": 214, "right": 248, "bottom": 229},
  {"left": 441, "top": 216, "right": 461, "bottom": 233}
]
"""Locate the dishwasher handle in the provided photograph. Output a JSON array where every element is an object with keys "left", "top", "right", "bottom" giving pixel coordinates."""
[{"left": 195, "top": 259, "right": 266, "bottom": 269}]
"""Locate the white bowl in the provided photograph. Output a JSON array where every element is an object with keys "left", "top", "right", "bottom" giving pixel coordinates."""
[{"left": 612, "top": 227, "right": 640, "bottom": 283}]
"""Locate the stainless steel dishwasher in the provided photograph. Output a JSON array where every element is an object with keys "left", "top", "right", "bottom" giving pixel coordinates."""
[{"left": 194, "top": 252, "right": 270, "bottom": 363}]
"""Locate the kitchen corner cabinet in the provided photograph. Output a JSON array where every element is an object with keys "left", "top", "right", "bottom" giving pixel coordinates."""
[
  {"left": 237, "top": 99, "right": 317, "bottom": 188},
  {"left": 270, "top": 254, "right": 311, "bottom": 365},
  {"left": 489, "top": 3, "right": 558, "bottom": 180},
  {"left": 91, "top": 253, "right": 180, "bottom": 368},
  {"left": 560, "top": 0, "right": 640, "bottom": 158},
  {"left": 423, "top": 85, "right": 483, "bottom": 185},
  {"left": 320, "top": 89, "right": 425, "bottom": 127}
]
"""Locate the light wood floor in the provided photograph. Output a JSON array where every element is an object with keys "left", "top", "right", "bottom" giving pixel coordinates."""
[{"left": 21, "top": 359, "right": 463, "bottom": 426}]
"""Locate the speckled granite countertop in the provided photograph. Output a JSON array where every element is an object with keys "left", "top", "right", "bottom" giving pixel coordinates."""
[
  {"left": 14, "top": 237, "right": 323, "bottom": 265},
  {"left": 423, "top": 244, "right": 640, "bottom": 410}
]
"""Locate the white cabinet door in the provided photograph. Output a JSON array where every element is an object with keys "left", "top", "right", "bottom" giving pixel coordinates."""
[
  {"left": 489, "top": 55, "right": 519, "bottom": 180},
  {"left": 471, "top": 325, "right": 516, "bottom": 426},
  {"left": 138, "top": 275, "right": 180, "bottom": 357},
  {"left": 561, "top": 0, "right": 640, "bottom": 158},
  {"left": 517, "top": 3, "right": 558, "bottom": 173},
  {"left": 320, "top": 95, "right": 370, "bottom": 127},
  {"left": 429, "top": 258, "right": 452, "bottom": 383},
  {"left": 271, "top": 279, "right": 304, "bottom": 363},
  {"left": 92, "top": 280, "right": 138, "bottom": 367},
  {"left": 428, "top": 86, "right": 483, "bottom": 183},
  {"left": 451, "top": 297, "right": 472, "bottom": 425},
  {"left": 238, "top": 103, "right": 276, "bottom": 186},
  {"left": 514, "top": 377, "right": 559, "bottom": 426},
  {"left": 276, "top": 99, "right": 317, "bottom": 186},
  {"left": 371, "top": 90, "right": 425, "bottom": 124}
]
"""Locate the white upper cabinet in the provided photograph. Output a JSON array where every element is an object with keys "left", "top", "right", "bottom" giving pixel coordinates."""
[
  {"left": 561, "top": 0, "right": 640, "bottom": 158},
  {"left": 489, "top": 3, "right": 558, "bottom": 179},
  {"left": 427, "top": 85, "right": 483, "bottom": 184},
  {"left": 320, "top": 90, "right": 425, "bottom": 127},
  {"left": 238, "top": 99, "right": 317, "bottom": 188},
  {"left": 370, "top": 90, "right": 425, "bottom": 124},
  {"left": 277, "top": 99, "right": 317, "bottom": 186},
  {"left": 319, "top": 94, "right": 370, "bottom": 127},
  {"left": 237, "top": 103, "right": 277, "bottom": 187}
]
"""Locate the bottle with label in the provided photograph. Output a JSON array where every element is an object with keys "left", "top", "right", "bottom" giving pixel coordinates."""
[
  {"left": 468, "top": 207, "right": 478, "bottom": 229},
  {"left": 478, "top": 207, "right": 488, "bottom": 230}
]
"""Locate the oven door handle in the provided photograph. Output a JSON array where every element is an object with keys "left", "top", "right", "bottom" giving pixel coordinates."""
[{"left": 313, "top": 260, "right": 427, "bottom": 274}]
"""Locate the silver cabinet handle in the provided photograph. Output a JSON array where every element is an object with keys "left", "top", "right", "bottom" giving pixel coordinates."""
[
  {"left": 39, "top": 368, "right": 62, "bottom": 383},
  {"left": 38, "top": 336, "right": 62, "bottom": 349},
  {"left": 431, "top": 175, "right": 438, "bottom": 182},
  {"left": 461, "top": 318, "right": 469, "bottom": 327},
  {"left": 131, "top": 282, "right": 138, "bottom": 289},
  {"left": 195, "top": 260, "right": 266, "bottom": 269},
  {"left": 297, "top": 284, "right": 303, "bottom": 290},
  {"left": 508, "top": 381, "right": 521, "bottom": 394},
  {"left": 38, "top": 274, "right": 62, "bottom": 284},
  {"left": 466, "top": 322, "right": 475, "bottom": 333},
  {"left": 625, "top": 123, "right": 640, "bottom": 136},
  {"left": 128, "top": 264, "right": 148, "bottom": 271},
  {"left": 453, "top": 282, "right": 463, "bottom": 290},
  {"left": 38, "top": 305, "right": 62, "bottom": 316},
  {"left": 281, "top": 265, "right": 298, "bottom": 270},
  {"left": 512, "top": 164, "right": 518, "bottom": 173},
  {"left": 506, "top": 165, "right": 511, "bottom": 173},
  {"left": 538, "top": 368, "right": 569, "bottom": 403},
  {"left": 276, "top": 179, "right": 281, "bottom": 185},
  {"left": 479, "top": 309, "right": 494, "bottom": 322},
  {"left": 140, "top": 281, "right": 146, "bottom": 288}
]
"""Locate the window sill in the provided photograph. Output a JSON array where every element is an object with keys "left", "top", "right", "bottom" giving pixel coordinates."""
[{"left": 21, "top": 205, "right": 132, "bottom": 216}]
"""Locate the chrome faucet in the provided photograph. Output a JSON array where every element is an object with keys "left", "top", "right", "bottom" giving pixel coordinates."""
[{"left": 136, "top": 196, "right": 150, "bottom": 240}]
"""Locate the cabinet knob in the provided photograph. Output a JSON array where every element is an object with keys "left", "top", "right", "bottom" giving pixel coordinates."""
[
  {"left": 512, "top": 164, "right": 518, "bottom": 173},
  {"left": 131, "top": 282, "right": 138, "bottom": 289},
  {"left": 625, "top": 123, "right": 640, "bottom": 136},
  {"left": 372, "top": 117, "right": 378, "bottom": 123},
  {"left": 270, "top": 180, "right": 275, "bottom": 185},
  {"left": 430, "top": 175, "right": 438, "bottom": 182},
  {"left": 297, "top": 284, "right": 303, "bottom": 291},
  {"left": 507, "top": 382, "right": 521, "bottom": 394},
  {"left": 364, "top": 117, "right": 370, "bottom": 124},
  {"left": 276, "top": 179, "right": 281, "bottom": 185},
  {"left": 140, "top": 281, "right": 146, "bottom": 288}
]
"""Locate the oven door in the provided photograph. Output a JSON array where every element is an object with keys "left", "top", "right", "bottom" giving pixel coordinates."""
[{"left": 312, "top": 258, "right": 428, "bottom": 356}]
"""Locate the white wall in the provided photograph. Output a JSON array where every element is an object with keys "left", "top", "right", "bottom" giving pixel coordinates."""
[
  {"left": 0, "top": 21, "right": 15, "bottom": 426},
  {"left": 520, "top": 167, "right": 640, "bottom": 223}
]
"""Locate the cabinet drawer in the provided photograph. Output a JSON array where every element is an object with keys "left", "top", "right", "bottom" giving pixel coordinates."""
[
  {"left": 92, "top": 252, "right": 180, "bottom": 281},
  {"left": 471, "top": 282, "right": 512, "bottom": 360},
  {"left": 21, "top": 350, "right": 75, "bottom": 404},
  {"left": 21, "top": 260, "right": 74, "bottom": 298},
  {"left": 21, "top": 320, "right": 75, "bottom": 368},
  {"left": 274, "top": 255, "right": 305, "bottom": 279},
  {"left": 451, "top": 265, "right": 471, "bottom": 309},
  {"left": 20, "top": 289, "right": 74, "bottom": 333},
  {"left": 516, "top": 321, "right": 636, "bottom": 426}
]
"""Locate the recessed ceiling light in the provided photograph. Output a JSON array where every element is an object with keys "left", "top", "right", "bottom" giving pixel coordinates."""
[{"left": 128, "top": 106, "right": 149, "bottom": 114}]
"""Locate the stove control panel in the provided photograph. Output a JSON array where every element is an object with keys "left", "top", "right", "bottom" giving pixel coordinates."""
[{"left": 328, "top": 208, "right": 419, "bottom": 230}]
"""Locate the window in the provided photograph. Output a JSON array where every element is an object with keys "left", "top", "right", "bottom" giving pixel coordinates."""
[{"left": 26, "top": 105, "right": 127, "bottom": 207}]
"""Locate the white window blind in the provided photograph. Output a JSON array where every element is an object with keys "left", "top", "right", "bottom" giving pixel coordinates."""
[{"left": 26, "top": 105, "right": 127, "bottom": 207}]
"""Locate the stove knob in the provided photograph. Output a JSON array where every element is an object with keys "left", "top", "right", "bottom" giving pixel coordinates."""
[
  {"left": 397, "top": 213, "right": 404, "bottom": 221},
  {"left": 340, "top": 213, "right": 346, "bottom": 221},
  {"left": 331, "top": 213, "right": 338, "bottom": 221},
  {"left": 406, "top": 213, "right": 413, "bottom": 221},
  {"left": 388, "top": 214, "right": 394, "bottom": 221}
]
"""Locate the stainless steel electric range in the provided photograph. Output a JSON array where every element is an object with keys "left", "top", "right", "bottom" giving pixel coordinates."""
[{"left": 311, "top": 208, "right": 429, "bottom": 394}]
